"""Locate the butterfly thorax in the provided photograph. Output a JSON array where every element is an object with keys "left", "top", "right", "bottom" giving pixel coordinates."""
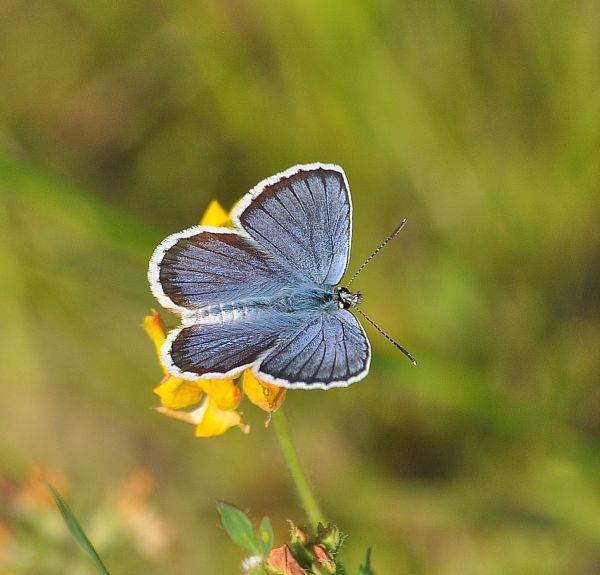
[{"left": 271, "top": 285, "right": 336, "bottom": 314}]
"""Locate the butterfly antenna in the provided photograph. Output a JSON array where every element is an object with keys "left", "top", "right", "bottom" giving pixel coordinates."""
[
  {"left": 353, "top": 306, "right": 417, "bottom": 365},
  {"left": 346, "top": 219, "right": 407, "bottom": 288}
]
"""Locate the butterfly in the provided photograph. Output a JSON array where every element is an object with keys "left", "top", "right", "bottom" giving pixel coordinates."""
[{"left": 148, "top": 163, "right": 413, "bottom": 390}]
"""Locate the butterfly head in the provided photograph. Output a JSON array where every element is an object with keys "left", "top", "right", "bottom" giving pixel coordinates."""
[{"left": 335, "top": 287, "right": 363, "bottom": 309}]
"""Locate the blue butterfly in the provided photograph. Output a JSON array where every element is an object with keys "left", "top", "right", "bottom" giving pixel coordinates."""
[{"left": 148, "top": 163, "right": 409, "bottom": 390}]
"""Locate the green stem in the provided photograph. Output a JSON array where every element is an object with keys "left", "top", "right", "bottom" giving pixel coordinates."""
[{"left": 272, "top": 408, "right": 325, "bottom": 526}]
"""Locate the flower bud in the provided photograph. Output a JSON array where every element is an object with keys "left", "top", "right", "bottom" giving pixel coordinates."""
[
  {"left": 316, "top": 523, "right": 342, "bottom": 553},
  {"left": 289, "top": 522, "right": 311, "bottom": 547},
  {"left": 312, "top": 544, "right": 336, "bottom": 574}
]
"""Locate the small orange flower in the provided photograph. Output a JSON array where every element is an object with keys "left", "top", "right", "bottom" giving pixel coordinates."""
[
  {"left": 144, "top": 199, "right": 286, "bottom": 438},
  {"left": 266, "top": 545, "right": 305, "bottom": 575}
]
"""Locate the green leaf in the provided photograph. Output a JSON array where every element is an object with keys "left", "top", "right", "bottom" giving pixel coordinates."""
[
  {"left": 358, "top": 548, "right": 375, "bottom": 575},
  {"left": 217, "top": 501, "right": 260, "bottom": 554},
  {"left": 46, "top": 483, "right": 111, "bottom": 575},
  {"left": 258, "top": 516, "right": 274, "bottom": 556}
]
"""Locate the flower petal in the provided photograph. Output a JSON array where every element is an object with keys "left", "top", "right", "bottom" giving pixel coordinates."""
[
  {"left": 243, "top": 370, "right": 286, "bottom": 413},
  {"left": 154, "top": 375, "right": 203, "bottom": 409},
  {"left": 142, "top": 310, "right": 167, "bottom": 373},
  {"left": 266, "top": 545, "right": 305, "bottom": 575},
  {"left": 156, "top": 398, "right": 247, "bottom": 437},
  {"left": 156, "top": 403, "right": 206, "bottom": 425},
  {"left": 199, "top": 378, "right": 241, "bottom": 410},
  {"left": 195, "top": 397, "right": 247, "bottom": 437},
  {"left": 200, "top": 200, "right": 230, "bottom": 226}
]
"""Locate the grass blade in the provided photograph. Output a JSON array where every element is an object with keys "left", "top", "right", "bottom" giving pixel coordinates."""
[
  {"left": 358, "top": 548, "right": 375, "bottom": 575},
  {"left": 46, "top": 483, "right": 111, "bottom": 575}
]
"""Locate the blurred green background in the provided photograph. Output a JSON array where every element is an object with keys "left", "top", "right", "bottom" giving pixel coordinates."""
[{"left": 1, "top": 1, "right": 599, "bottom": 573}]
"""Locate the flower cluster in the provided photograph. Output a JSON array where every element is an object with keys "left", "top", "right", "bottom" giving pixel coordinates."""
[
  {"left": 264, "top": 523, "right": 344, "bottom": 575},
  {"left": 144, "top": 200, "right": 286, "bottom": 437},
  {"left": 217, "top": 502, "right": 369, "bottom": 575}
]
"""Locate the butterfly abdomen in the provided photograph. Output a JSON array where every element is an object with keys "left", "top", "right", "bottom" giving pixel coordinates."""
[
  {"left": 180, "top": 286, "right": 335, "bottom": 326},
  {"left": 181, "top": 300, "right": 270, "bottom": 326}
]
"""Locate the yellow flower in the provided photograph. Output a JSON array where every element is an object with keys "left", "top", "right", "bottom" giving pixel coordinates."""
[
  {"left": 243, "top": 370, "right": 286, "bottom": 413},
  {"left": 200, "top": 199, "right": 230, "bottom": 227},
  {"left": 144, "top": 198, "right": 286, "bottom": 438},
  {"left": 156, "top": 398, "right": 245, "bottom": 438}
]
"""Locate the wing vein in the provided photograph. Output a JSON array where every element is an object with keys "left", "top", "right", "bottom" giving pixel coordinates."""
[
  {"left": 294, "top": 329, "right": 327, "bottom": 379},
  {"left": 340, "top": 321, "right": 351, "bottom": 374},
  {"left": 313, "top": 331, "right": 328, "bottom": 378},
  {"left": 274, "top": 322, "right": 323, "bottom": 375},
  {"left": 255, "top": 204, "right": 313, "bottom": 258},
  {"left": 189, "top": 244, "right": 269, "bottom": 270},
  {"left": 322, "top": 175, "right": 335, "bottom": 281},
  {"left": 273, "top": 193, "right": 306, "bottom": 232},
  {"left": 242, "top": 222, "right": 302, "bottom": 271},
  {"left": 288, "top": 183, "right": 310, "bottom": 219}
]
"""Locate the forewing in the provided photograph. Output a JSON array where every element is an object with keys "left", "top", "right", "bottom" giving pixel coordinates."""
[
  {"left": 148, "top": 226, "right": 297, "bottom": 313},
  {"left": 163, "top": 311, "right": 303, "bottom": 380},
  {"left": 233, "top": 163, "right": 352, "bottom": 285},
  {"left": 255, "top": 309, "right": 371, "bottom": 389}
]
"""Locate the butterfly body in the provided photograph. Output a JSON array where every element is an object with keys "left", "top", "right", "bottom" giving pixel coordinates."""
[
  {"left": 180, "top": 284, "right": 337, "bottom": 326},
  {"left": 149, "top": 163, "right": 372, "bottom": 390}
]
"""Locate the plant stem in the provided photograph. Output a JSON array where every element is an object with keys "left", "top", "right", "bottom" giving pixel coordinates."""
[{"left": 272, "top": 408, "right": 325, "bottom": 526}]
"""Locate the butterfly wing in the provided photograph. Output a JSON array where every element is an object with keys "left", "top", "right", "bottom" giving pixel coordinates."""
[
  {"left": 149, "top": 164, "right": 365, "bottom": 386},
  {"left": 254, "top": 309, "right": 371, "bottom": 389},
  {"left": 232, "top": 163, "right": 352, "bottom": 285},
  {"left": 148, "top": 226, "right": 300, "bottom": 315},
  {"left": 162, "top": 310, "right": 305, "bottom": 380},
  {"left": 149, "top": 225, "right": 311, "bottom": 380}
]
